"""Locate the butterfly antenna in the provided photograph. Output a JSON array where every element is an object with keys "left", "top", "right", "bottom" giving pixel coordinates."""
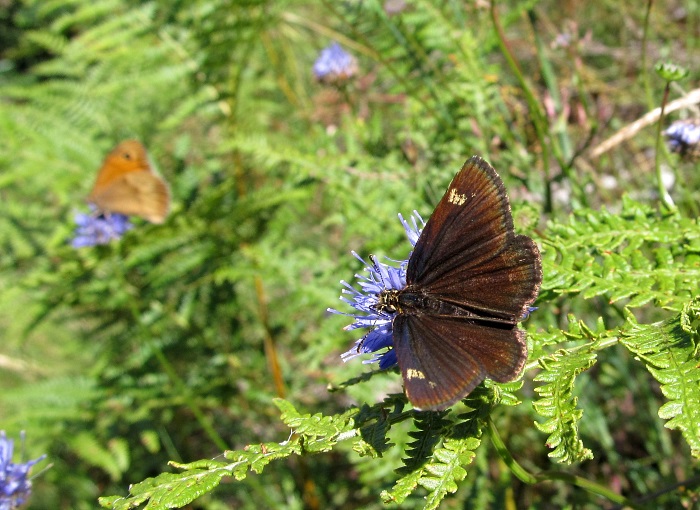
[{"left": 368, "top": 254, "right": 386, "bottom": 285}]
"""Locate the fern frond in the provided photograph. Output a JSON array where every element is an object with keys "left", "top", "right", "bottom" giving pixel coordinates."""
[
  {"left": 354, "top": 403, "right": 394, "bottom": 457},
  {"left": 381, "top": 468, "right": 424, "bottom": 506},
  {"left": 69, "top": 432, "right": 129, "bottom": 482},
  {"left": 543, "top": 196, "right": 700, "bottom": 310},
  {"left": 620, "top": 297, "right": 700, "bottom": 457},
  {"left": 382, "top": 388, "right": 489, "bottom": 507},
  {"left": 488, "top": 379, "right": 524, "bottom": 407},
  {"left": 98, "top": 459, "right": 233, "bottom": 510},
  {"left": 99, "top": 399, "right": 359, "bottom": 508},
  {"left": 397, "top": 411, "right": 452, "bottom": 475},
  {"left": 0, "top": 375, "right": 103, "bottom": 426},
  {"left": 533, "top": 329, "right": 597, "bottom": 464},
  {"left": 274, "top": 398, "right": 359, "bottom": 453},
  {"left": 418, "top": 436, "right": 480, "bottom": 510}
]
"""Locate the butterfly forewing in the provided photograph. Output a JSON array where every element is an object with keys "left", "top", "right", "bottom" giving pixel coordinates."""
[
  {"left": 407, "top": 157, "right": 513, "bottom": 289},
  {"left": 89, "top": 140, "right": 151, "bottom": 195},
  {"left": 406, "top": 156, "right": 541, "bottom": 320}
]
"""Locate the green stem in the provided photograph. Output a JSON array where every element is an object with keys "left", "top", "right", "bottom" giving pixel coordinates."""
[
  {"left": 487, "top": 416, "right": 537, "bottom": 485},
  {"left": 543, "top": 470, "right": 644, "bottom": 509},
  {"left": 115, "top": 255, "right": 228, "bottom": 452},
  {"left": 640, "top": 0, "right": 655, "bottom": 109},
  {"left": 488, "top": 418, "right": 643, "bottom": 509},
  {"left": 490, "top": 2, "right": 552, "bottom": 213},
  {"left": 654, "top": 82, "right": 676, "bottom": 213},
  {"left": 527, "top": 9, "right": 568, "bottom": 168},
  {"left": 149, "top": 346, "right": 229, "bottom": 452},
  {"left": 317, "top": 0, "right": 453, "bottom": 132}
]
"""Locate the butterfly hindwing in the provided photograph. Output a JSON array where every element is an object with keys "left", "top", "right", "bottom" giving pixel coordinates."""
[
  {"left": 88, "top": 140, "right": 170, "bottom": 223},
  {"left": 423, "top": 234, "right": 541, "bottom": 320},
  {"left": 90, "top": 172, "right": 170, "bottom": 224},
  {"left": 393, "top": 313, "right": 527, "bottom": 411}
]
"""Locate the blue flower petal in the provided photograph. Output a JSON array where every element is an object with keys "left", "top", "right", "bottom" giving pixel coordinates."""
[
  {"left": 71, "top": 207, "right": 133, "bottom": 247},
  {"left": 664, "top": 119, "right": 700, "bottom": 155},
  {"left": 330, "top": 213, "right": 425, "bottom": 370},
  {"left": 0, "top": 431, "right": 45, "bottom": 506},
  {"left": 313, "top": 42, "right": 358, "bottom": 81},
  {"left": 376, "top": 349, "right": 398, "bottom": 370},
  {"left": 399, "top": 211, "right": 425, "bottom": 247}
]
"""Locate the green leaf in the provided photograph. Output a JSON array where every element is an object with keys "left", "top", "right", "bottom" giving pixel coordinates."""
[
  {"left": 397, "top": 411, "right": 452, "bottom": 475},
  {"left": 533, "top": 327, "right": 597, "bottom": 464},
  {"left": 98, "top": 463, "right": 231, "bottom": 509},
  {"left": 99, "top": 400, "right": 359, "bottom": 507},
  {"left": 542, "top": 197, "right": 700, "bottom": 311},
  {"left": 419, "top": 437, "right": 478, "bottom": 510},
  {"left": 381, "top": 468, "right": 423, "bottom": 505},
  {"left": 620, "top": 297, "right": 700, "bottom": 457},
  {"left": 382, "top": 388, "right": 489, "bottom": 507},
  {"left": 69, "top": 432, "right": 129, "bottom": 482}
]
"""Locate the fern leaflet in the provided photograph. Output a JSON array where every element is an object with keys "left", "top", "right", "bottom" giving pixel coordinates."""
[{"left": 620, "top": 297, "right": 700, "bottom": 457}]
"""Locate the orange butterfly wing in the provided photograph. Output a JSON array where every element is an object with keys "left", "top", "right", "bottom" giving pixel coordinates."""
[{"left": 88, "top": 140, "right": 170, "bottom": 224}]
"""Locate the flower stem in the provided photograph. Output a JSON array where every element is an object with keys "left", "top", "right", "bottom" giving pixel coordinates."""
[
  {"left": 487, "top": 416, "right": 537, "bottom": 484},
  {"left": 640, "top": 0, "right": 655, "bottom": 109},
  {"left": 654, "top": 82, "right": 676, "bottom": 212},
  {"left": 488, "top": 417, "right": 644, "bottom": 508}
]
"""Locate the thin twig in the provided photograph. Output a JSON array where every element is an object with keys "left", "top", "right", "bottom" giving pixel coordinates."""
[{"left": 589, "top": 88, "right": 700, "bottom": 158}]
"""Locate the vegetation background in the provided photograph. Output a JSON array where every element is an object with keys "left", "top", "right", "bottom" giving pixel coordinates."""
[{"left": 1, "top": 0, "right": 699, "bottom": 508}]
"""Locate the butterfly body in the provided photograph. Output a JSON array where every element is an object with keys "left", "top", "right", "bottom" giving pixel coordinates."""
[
  {"left": 379, "top": 287, "right": 519, "bottom": 323},
  {"left": 88, "top": 140, "right": 170, "bottom": 224},
  {"left": 385, "top": 156, "right": 541, "bottom": 411}
]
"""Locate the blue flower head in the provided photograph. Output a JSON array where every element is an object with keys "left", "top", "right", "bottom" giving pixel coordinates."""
[
  {"left": 71, "top": 206, "right": 133, "bottom": 248},
  {"left": 664, "top": 119, "right": 700, "bottom": 157},
  {"left": 0, "top": 431, "right": 45, "bottom": 510},
  {"left": 329, "top": 212, "right": 425, "bottom": 369},
  {"left": 313, "top": 42, "right": 358, "bottom": 82}
]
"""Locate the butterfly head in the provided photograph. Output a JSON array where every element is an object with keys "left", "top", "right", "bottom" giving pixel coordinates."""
[{"left": 375, "top": 289, "right": 400, "bottom": 315}]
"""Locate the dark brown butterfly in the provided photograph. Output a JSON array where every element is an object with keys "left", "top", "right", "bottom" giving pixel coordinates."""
[{"left": 379, "top": 156, "right": 542, "bottom": 411}]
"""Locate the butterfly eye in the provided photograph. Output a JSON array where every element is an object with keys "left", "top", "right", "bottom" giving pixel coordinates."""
[{"left": 376, "top": 302, "right": 396, "bottom": 314}]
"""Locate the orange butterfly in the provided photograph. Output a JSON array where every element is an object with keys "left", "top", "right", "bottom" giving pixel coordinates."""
[{"left": 88, "top": 140, "right": 170, "bottom": 224}]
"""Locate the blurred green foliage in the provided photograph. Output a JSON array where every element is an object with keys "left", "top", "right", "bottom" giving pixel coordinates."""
[{"left": 1, "top": 0, "right": 699, "bottom": 508}]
